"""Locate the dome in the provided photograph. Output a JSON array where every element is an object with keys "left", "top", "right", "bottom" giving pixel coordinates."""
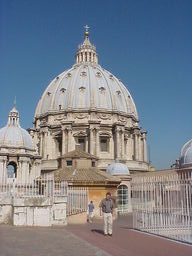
[
  {"left": 106, "top": 162, "right": 130, "bottom": 175},
  {"left": 34, "top": 28, "right": 138, "bottom": 120},
  {"left": 0, "top": 107, "right": 34, "bottom": 150},
  {"left": 180, "top": 139, "right": 192, "bottom": 167}
]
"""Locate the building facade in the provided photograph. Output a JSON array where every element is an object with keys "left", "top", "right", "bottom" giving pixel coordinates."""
[{"left": 30, "top": 27, "right": 149, "bottom": 173}]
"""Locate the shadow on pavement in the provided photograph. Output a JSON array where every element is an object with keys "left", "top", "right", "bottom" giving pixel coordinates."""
[{"left": 91, "top": 229, "right": 104, "bottom": 235}]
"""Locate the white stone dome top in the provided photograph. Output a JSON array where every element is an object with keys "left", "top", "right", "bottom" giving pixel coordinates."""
[
  {"left": 0, "top": 107, "right": 34, "bottom": 150},
  {"left": 35, "top": 27, "right": 138, "bottom": 120},
  {"left": 180, "top": 139, "right": 192, "bottom": 167},
  {"left": 106, "top": 162, "right": 130, "bottom": 176}
]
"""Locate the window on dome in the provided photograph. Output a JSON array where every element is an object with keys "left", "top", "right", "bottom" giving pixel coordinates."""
[
  {"left": 79, "top": 86, "right": 86, "bottom": 92},
  {"left": 78, "top": 137, "right": 86, "bottom": 151},
  {"left": 116, "top": 90, "right": 121, "bottom": 95},
  {"left": 100, "top": 137, "right": 109, "bottom": 152},
  {"left": 60, "top": 88, "right": 66, "bottom": 93},
  {"left": 81, "top": 71, "right": 87, "bottom": 77},
  {"left": 66, "top": 72, "right": 72, "bottom": 78},
  {"left": 7, "top": 162, "right": 17, "bottom": 178},
  {"left": 99, "top": 86, "right": 105, "bottom": 93},
  {"left": 96, "top": 72, "right": 101, "bottom": 78}
]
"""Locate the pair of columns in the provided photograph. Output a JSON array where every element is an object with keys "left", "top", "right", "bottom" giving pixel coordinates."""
[
  {"left": 134, "top": 131, "right": 147, "bottom": 162},
  {"left": 116, "top": 127, "right": 147, "bottom": 162}
]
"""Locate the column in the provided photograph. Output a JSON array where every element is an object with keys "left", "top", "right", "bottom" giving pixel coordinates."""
[
  {"left": 67, "top": 128, "right": 73, "bottom": 152},
  {"left": 46, "top": 130, "right": 53, "bottom": 159},
  {"left": 134, "top": 133, "right": 139, "bottom": 161},
  {"left": 40, "top": 132, "right": 43, "bottom": 157},
  {"left": 83, "top": 52, "right": 85, "bottom": 62},
  {"left": 20, "top": 158, "right": 29, "bottom": 183},
  {"left": 115, "top": 127, "right": 120, "bottom": 159},
  {"left": 62, "top": 128, "right": 66, "bottom": 155},
  {"left": 17, "top": 160, "right": 22, "bottom": 182},
  {"left": 109, "top": 135, "right": 114, "bottom": 159},
  {"left": 95, "top": 128, "right": 99, "bottom": 157},
  {"left": 0, "top": 156, "right": 7, "bottom": 183},
  {"left": 90, "top": 128, "right": 94, "bottom": 155},
  {"left": 138, "top": 136, "right": 141, "bottom": 161},
  {"left": 129, "top": 134, "right": 134, "bottom": 160},
  {"left": 143, "top": 133, "right": 147, "bottom": 162},
  {"left": 121, "top": 129, "right": 125, "bottom": 159},
  {"left": 44, "top": 131, "right": 48, "bottom": 159}
]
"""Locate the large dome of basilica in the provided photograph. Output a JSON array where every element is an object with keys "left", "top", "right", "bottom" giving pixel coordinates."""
[
  {"left": 35, "top": 30, "right": 138, "bottom": 120},
  {"left": 31, "top": 27, "right": 148, "bottom": 173}
]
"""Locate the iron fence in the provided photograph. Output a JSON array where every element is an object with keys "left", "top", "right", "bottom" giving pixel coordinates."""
[
  {"left": 67, "top": 186, "right": 88, "bottom": 216},
  {"left": 131, "top": 170, "right": 192, "bottom": 244},
  {"left": 0, "top": 174, "right": 67, "bottom": 198},
  {"left": 0, "top": 174, "right": 88, "bottom": 217}
]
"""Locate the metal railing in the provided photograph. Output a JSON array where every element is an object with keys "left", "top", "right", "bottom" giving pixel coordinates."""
[
  {"left": 0, "top": 174, "right": 88, "bottom": 217},
  {"left": 0, "top": 174, "right": 67, "bottom": 198},
  {"left": 131, "top": 170, "right": 192, "bottom": 244},
  {"left": 67, "top": 186, "right": 88, "bottom": 216}
]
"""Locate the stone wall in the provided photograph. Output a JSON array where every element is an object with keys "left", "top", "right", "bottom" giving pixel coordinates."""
[
  {"left": 0, "top": 195, "right": 67, "bottom": 227},
  {"left": 0, "top": 195, "right": 13, "bottom": 224}
]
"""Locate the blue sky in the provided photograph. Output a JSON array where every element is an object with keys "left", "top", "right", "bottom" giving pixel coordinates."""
[{"left": 0, "top": 0, "right": 192, "bottom": 169}]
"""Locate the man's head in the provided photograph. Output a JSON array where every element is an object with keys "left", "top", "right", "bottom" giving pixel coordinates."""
[
  {"left": 90, "top": 200, "right": 93, "bottom": 203},
  {"left": 106, "top": 192, "right": 111, "bottom": 200}
]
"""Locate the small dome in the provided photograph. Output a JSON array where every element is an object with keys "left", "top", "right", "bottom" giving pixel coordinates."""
[
  {"left": 0, "top": 107, "right": 34, "bottom": 150},
  {"left": 107, "top": 162, "right": 130, "bottom": 175},
  {"left": 180, "top": 139, "right": 192, "bottom": 167}
]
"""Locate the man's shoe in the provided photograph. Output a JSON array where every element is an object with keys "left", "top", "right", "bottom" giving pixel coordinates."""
[
  {"left": 108, "top": 234, "right": 112, "bottom": 236},
  {"left": 104, "top": 234, "right": 108, "bottom": 236}
]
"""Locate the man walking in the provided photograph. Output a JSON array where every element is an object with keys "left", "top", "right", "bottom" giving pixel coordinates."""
[{"left": 99, "top": 192, "right": 114, "bottom": 236}]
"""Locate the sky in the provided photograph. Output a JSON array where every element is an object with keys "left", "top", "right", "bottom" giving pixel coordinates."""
[{"left": 0, "top": 0, "right": 192, "bottom": 170}]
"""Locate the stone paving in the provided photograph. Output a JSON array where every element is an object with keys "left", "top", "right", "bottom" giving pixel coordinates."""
[
  {"left": 66, "top": 215, "right": 192, "bottom": 256},
  {"left": 0, "top": 215, "right": 192, "bottom": 256},
  {"left": 0, "top": 225, "right": 110, "bottom": 256}
]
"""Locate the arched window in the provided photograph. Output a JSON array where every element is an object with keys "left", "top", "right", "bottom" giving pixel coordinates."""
[
  {"left": 117, "top": 185, "right": 129, "bottom": 213},
  {"left": 7, "top": 162, "right": 17, "bottom": 178}
]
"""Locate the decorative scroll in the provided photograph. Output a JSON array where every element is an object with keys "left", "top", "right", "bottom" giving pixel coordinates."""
[
  {"left": 97, "top": 113, "right": 111, "bottom": 120},
  {"left": 54, "top": 114, "right": 67, "bottom": 121},
  {"left": 74, "top": 113, "right": 89, "bottom": 119}
]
